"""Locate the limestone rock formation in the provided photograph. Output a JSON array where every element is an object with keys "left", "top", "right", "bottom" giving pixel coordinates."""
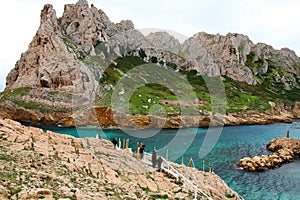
[
  {"left": 181, "top": 32, "right": 254, "bottom": 84},
  {"left": 6, "top": 3, "right": 100, "bottom": 111},
  {"left": 236, "top": 138, "right": 300, "bottom": 171},
  {"left": 116, "top": 20, "right": 135, "bottom": 32},
  {"left": 61, "top": 0, "right": 119, "bottom": 55},
  {"left": 1, "top": 0, "right": 300, "bottom": 127},
  {"left": 266, "top": 137, "right": 300, "bottom": 154},
  {"left": 146, "top": 31, "right": 181, "bottom": 54},
  {"left": 55, "top": 105, "right": 300, "bottom": 128}
]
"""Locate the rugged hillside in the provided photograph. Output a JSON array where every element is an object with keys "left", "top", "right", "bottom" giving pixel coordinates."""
[
  {"left": 1, "top": 0, "right": 300, "bottom": 127},
  {"left": 0, "top": 118, "right": 242, "bottom": 199}
]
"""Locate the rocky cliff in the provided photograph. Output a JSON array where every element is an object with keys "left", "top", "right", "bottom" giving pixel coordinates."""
[
  {"left": 0, "top": 118, "right": 242, "bottom": 199},
  {"left": 1, "top": 0, "right": 300, "bottom": 127}
]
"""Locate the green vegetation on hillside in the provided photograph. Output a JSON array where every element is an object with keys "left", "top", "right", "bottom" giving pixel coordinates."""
[
  {"left": 99, "top": 56, "right": 147, "bottom": 85},
  {"left": 129, "top": 84, "right": 178, "bottom": 115},
  {"left": 0, "top": 87, "right": 32, "bottom": 98},
  {"left": 98, "top": 56, "right": 187, "bottom": 115},
  {"left": 244, "top": 52, "right": 300, "bottom": 104},
  {"left": 223, "top": 77, "right": 271, "bottom": 112},
  {"left": 0, "top": 87, "right": 71, "bottom": 113},
  {"left": 185, "top": 71, "right": 271, "bottom": 112},
  {"left": 97, "top": 55, "right": 300, "bottom": 115}
]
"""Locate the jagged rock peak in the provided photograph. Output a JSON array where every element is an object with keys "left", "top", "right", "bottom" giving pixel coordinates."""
[
  {"left": 40, "top": 4, "right": 59, "bottom": 33},
  {"left": 280, "top": 47, "right": 300, "bottom": 61},
  {"left": 77, "top": 0, "right": 89, "bottom": 5},
  {"left": 60, "top": 0, "right": 127, "bottom": 54},
  {"left": 6, "top": 0, "right": 101, "bottom": 94},
  {"left": 181, "top": 31, "right": 256, "bottom": 84},
  {"left": 146, "top": 31, "right": 181, "bottom": 53},
  {"left": 147, "top": 31, "right": 179, "bottom": 42},
  {"left": 190, "top": 31, "right": 253, "bottom": 47},
  {"left": 116, "top": 20, "right": 134, "bottom": 32},
  {"left": 40, "top": 4, "right": 56, "bottom": 23}
]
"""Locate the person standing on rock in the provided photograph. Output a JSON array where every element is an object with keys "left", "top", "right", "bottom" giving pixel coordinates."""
[
  {"left": 112, "top": 138, "right": 118, "bottom": 150},
  {"left": 139, "top": 144, "right": 145, "bottom": 160},
  {"left": 152, "top": 149, "right": 157, "bottom": 168},
  {"left": 157, "top": 156, "right": 163, "bottom": 172},
  {"left": 96, "top": 133, "right": 102, "bottom": 145}
]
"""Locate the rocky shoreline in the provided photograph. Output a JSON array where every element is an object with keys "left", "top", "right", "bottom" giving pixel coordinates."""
[
  {"left": 58, "top": 106, "right": 299, "bottom": 128},
  {"left": 0, "top": 118, "right": 242, "bottom": 199},
  {"left": 1, "top": 103, "right": 299, "bottom": 129},
  {"left": 236, "top": 138, "right": 300, "bottom": 172}
]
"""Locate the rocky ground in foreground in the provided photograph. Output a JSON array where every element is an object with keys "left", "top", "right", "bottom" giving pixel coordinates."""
[
  {"left": 0, "top": 118, "right": 242, "bottom": 199},
  {"left": 236, "top": 137, "right": 300, "bottom": 172}
]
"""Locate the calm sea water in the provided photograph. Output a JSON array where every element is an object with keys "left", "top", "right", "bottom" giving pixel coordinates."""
[{"left": 31, "top": 121, "right": 300, "bottom": 200}]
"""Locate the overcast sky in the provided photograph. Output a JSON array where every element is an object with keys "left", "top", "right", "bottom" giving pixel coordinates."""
[{"left": 1, "top": 0, "right": 300, "bottom": 91}]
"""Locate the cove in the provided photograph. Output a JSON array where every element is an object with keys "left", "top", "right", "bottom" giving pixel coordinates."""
[{"left": 31, "top": 121, "right": 300, "bottom": 200}]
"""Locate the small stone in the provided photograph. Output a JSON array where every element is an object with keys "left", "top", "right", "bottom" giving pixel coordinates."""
[
  {"left": 0, "top": 185, "right": 9, "bottom": 199},
  {"left": 36, "top": 188, "right": 52, "bottom": 196}
]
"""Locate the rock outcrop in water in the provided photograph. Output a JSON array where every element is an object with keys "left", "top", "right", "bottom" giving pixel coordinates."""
[
  {"left": 1, "top": 0, "right": 300, "bottom": 127},
  {"left": 0, "top": 118, "right": 243, "bottom": 199},
  {"left": 236, "top": 138, "right": 300, "bottom": 171}
]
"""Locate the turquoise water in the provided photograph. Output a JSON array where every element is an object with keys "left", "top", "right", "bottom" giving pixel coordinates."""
[{"left": 33, "top": 122, "right": 300, "bottom": 200}]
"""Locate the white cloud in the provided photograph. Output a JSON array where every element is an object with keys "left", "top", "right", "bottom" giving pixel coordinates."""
[{"left": 0, "top": 0, "right": 299, "bottom": 91}]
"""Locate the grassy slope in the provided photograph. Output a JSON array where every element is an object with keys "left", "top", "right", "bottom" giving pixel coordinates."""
[
  {"left": 0, "top": 87, "right": 71, "bottom": 113},
  {"left": 96, "top": 55, "right": 300, "bottom": 115}
]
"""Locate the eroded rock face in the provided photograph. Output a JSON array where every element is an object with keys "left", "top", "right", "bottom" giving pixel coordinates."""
[
  {"left": 61, "top": 0, "right": 118, "bottom": 55},
  {"left": 5, "top": 1, "right": 142, "bottom": 96},
  {"left": 181, "top": 32, "right": 256, "bottom": 84},
  {"left": 0, "top": 100, "right": 70, "bottom": 124},
  {"left": 56, "top": 106, "right": 297, "bottom": 128},
  {"left": 116, "top": 20, "right": 134, "bottom": 32},
  {"left": 251, "top": 43, "right": 300, "bottom": 90},
  {"left": 7, "top": 4, "right": 61, "bottom": 89},
  {"left": 146, "top": 31, "right": 181, "bottom": 54},
  {"left": 6, "top": 4, "right": 99, "bottom": 97}
]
